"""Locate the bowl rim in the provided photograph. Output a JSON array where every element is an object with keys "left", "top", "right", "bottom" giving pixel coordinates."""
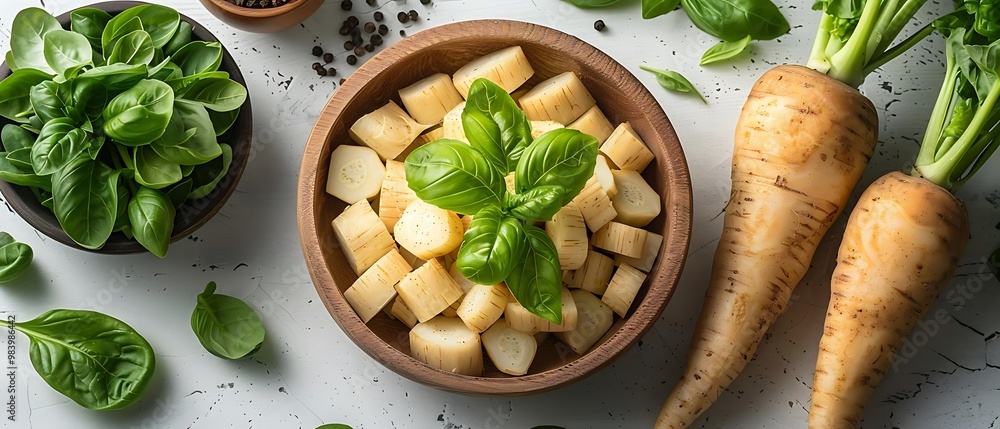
[
  {"left": 200, "top": 0, "right": 316, "bottom": 18},
  {"left": 297, "top": 19, "right": 693, "bottom": 395},
  {"left": 0, "top": 0, "right": 253, "bottom": 254}
]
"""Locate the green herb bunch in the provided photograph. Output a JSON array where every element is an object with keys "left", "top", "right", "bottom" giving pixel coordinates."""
[
  {"left": 404, "top": 79, "right": 599, "bottom": 324},
  {"left": 0, "top": 5, "right": 246, "bottom": 257}
]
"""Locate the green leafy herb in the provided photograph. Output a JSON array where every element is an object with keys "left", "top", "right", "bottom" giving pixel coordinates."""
[
  {"left": 128, "top": 186, "right": 176, "bottom": 257},
  {"left": 42, "top": 30, "right": 93, "bottom": 76},
  {"left": 681, "top": 0, "right": 790, "bottom": 42},
  {"left": 31, "top": 118, "right": 90, "bottom": 175},
  {"left": 700, "top": 35, "right": 753, "bottom": 65},
  {"left": 191, "top": 282, "right": 266, "bottom": 360},
  {"left": 51, "top": 157, "right": 119, "bottom": 249},
  {"left": 10, "top": 8, "right": 61, "bottom": 74},
  {"left": 0, "top": 69, "right": 53, "bottom": 123},
  {"left": 455, "top": 206, "right": 526, "bottom": 285},
  {"left": 561, "top": 0, "right": 624, "bottom": 7},
  {"left": 13, "top": 309, "right": 156, "bottom": 410},
  {"left": 404, "top": 139, "right": 505, "bottom": 215},
  {"left": 515, "top": 128, "right": 599, "bottom": 205},
  {"left": 316, "top": 425, "right": 354, "bottom": 429},
  {"left": 0, "top": 232, "right": 32, "bottom": 283},
  {"left": 505, "top": 185, "right": 565, "bottom": 222},
  {"left": 639, "top": 65, "right": 706, "bottom": 103},
  {"left": 505, "top": 225, "right": 564, "bottom": 324},
  {"left": 70, "top": 8, "right": 112, "bottom": 51},
  {"left": 102, "top": 79, "right": 174, "bottom": 146},
  {"left": 643, "top": 0, "right": 681, "bottom": 19},
  {"left": 187, "top": 143, "right": 233, "bottom": 200},
  {"left": 462, "top": 78, "right": 532, "bottom": 173}
]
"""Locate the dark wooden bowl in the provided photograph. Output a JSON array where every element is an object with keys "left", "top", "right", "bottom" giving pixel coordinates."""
[
  {"left": 298, "top": 20, "right": 693, "bottom": 396},
  {"left": 198, "top": 0, "right": 324, "bottom": 33},
  {"left": 0, "top": 1, "right": 253, "bottom": 254}
]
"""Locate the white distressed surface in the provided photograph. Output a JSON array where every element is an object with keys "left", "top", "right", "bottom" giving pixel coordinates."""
[{"left": 0, "top": 0, "right": 998, "bottom": 428}]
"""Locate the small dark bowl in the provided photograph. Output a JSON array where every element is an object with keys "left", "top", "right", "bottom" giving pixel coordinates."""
[
  {"left": 0, "top": 1, "right": 253, "bottom": 254},
  {"left": 198, "top": 0, "right": 325, "bottom": 33}
]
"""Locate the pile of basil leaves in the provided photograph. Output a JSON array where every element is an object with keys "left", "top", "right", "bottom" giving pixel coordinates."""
[
  {"left": 0, "top": 4, "right": 246, "bottom": 257},
  {"left": 404, "top": 79, "right": 599, "bottom": 323}
]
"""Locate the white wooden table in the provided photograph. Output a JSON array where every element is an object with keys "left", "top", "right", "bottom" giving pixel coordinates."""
[{"left": 1, "top": 1, "right": 998, "bottom": 428}]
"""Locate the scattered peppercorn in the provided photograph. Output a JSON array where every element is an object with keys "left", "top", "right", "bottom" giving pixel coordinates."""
[
  {"left": 352, "top": 32, "right": 364, "bottom": 47},
  {"left": 378, "top": 24, "right": 389, "bottom": 35},
  {"left": 347, "top": 55, "right": 357, "bottom": 65},
  {"left": 328, "top": 68, "right": 338, "bottom": 76},
  {"left": 374, "top": 11, "right": 384, "bottom": 22},
  {"left": 400, "top": 29, "right": 406, "bottom": 37},
  {"left": 408, "top": 10, "right": 419, "bottom": 20},
  {"left": 397, "top": 11, "right": 409, "bottom": 23},
  {"left": 364, "top": 22, "right": 376, "bottom": 33},
  {"left": 341, "top": 0, "right": 352, "bottom": 11},
  {"left": 339, "top": 25, "right": 350, "bottom": 35},
  {"left": 371, "top": 34, "right": 383, "bottom": 46},
  {"left": 311, "top": 46, "right": 323, "bottom": 57},
  {"left": 364, "top": 43, "right": 374, "bottom": 52},
  {"left": 347, "top": 16, "right": 360, "bottom": 27},
  {"left": 366, "top": 0, "right": 377, "bottom": 5},
  {"left": 323, "top": 52, "right": 334, "bottom": 63},
  {"left": 594, "top": 20, "right": 606, "bottom": 31},
  {"left": 344, "top": 40, "right": 355, "bottom": 50},
  {"left": 354, "top": 46, "right": 366, "bottom": 56},
  {"left": 311, "top": 61, "right": 322, "bottom": 70},
  {"left": 420, "top": 0, "right": 431, "bottom": 4},
  {"left": 317, "top": 67, "right": 328, "bottom": 76}
]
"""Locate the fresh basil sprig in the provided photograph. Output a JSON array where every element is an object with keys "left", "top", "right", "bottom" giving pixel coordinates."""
[
  {"left": 639, "top": 65, "right": 707, "bottom": 103},
  {"left": 404, "top": 78, "right": 599, "bottom": 323},
  {"left": 13, "top": 309, "right": 156, "bottom": 410},
  {"left": 0, "top": 232, "right": 32, "bottom": 282},
  {"left": 0, "top": 4, "right": 247, "bottom": 257}
]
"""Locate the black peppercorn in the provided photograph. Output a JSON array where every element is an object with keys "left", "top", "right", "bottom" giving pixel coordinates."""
[
  {"left": 347, "top": 55, "right": 357, "bottom": 65},
  {"left": 339, "top": 25, "right": 350, "bottom": 35},
  {"left": 328, "top": 68, "right": 337, "bottom": 76},
  {"left": 317, "top": 67, "right": 328, "bottom": 76},
  {"left": 400, "top": 29, "right": 406, "bottom": 37},
  {"left": 311, "top": 46, "right": 323, "bottom": 57},
  {"left": 594, "top": 20, "right": 606, "bottom": 31},
  {"left": 364, "top": 43, "right": 374, "bottom": 52},
  {"left": 378, "top": 24, "right": 389, "bottom": 35},
  {"left": 408, "top": 10, "right": 418, "bottom": 20},
  {"left": 421, "top": 0, "right": 431, "bottom": 4},
  {"left": 341, "top": 0, "right": 352, "bottom": 10},
  {"left": 364, "top": 22, "right": 376, "bottom": 33},
  {"left": 344, "top": 41, "right": 354, "bottom": 50},
  {"left": 352, "top": 34, "right": 364, "bottom": 47},
  {"left": 354, "top": 46, "right": 366, "bottom": 56},
  {"left": 311, "top": 62, "right": 322, "bottom": 70},
  {"left": 347, "top": 16, "right": 360, "bottom": 27},
  {"left": 366, "top": 0, "right": 377, "bottom": 5},
  {"left": 374, "top": 11, "right": 383, "bottom": 22},
  {"left": 371, "top": 34, "right": 383, "bottom": 46},
  {"left": 397, "top": 11, "right": 409, "bottom": 23},
  {"left": 323, "top": 52, "right": 334, "bottom": 63}
]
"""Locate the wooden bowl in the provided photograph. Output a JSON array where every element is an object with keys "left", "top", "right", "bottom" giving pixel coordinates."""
[
  {"left": 0, "top": 1, "right": 253, "bottom": 254},
  {"left": 298, "top": 20, "right": 692, "bottom": 395},
  {"left": 198, "top": 0, "right": 324, "bottom": 33}
]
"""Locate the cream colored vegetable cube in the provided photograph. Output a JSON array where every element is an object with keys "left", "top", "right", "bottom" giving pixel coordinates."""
[
  {"left": 398, "top": 73, "right": 464, "bottom": 125},
  {"left": 332, "top": 200, "right": 396, "bottom": 276},
  {"left": 453, "top": 46, "right": 534, "bottom": 96},
  {"left": 591, "top": 221, "right": 648, "bottom": 259},
  {"left": 545, "top": 203, "right": 589, "bottom": 270},
  {"left": 395, "top": 259, "right": 464, "bottom": 323},
  {"left": 600, "top": 122, "right": 654, "bottom": 172},
  {"left": 441, "top": 101, "right": 468, "bottom": 144},
  {"left": 394, "top": 200, "right": 464, "bottom": 260},
  {"left": 379, "top": 160, "right": 417, "bottom": 233},
  {"left": 602, "top": 264, "right": 646, "bottom": 317},
  {"left": 614, "top": 231, "right": 664, "bottom": 273},
  {"left": 556, "top": 290, "right": 614, "bottom": 355},
  {"left": 350, "top": 100, "right": 428, "bottom": 160},
  {"left": 572, "top": 176, "right": 618, "bottom": 232},
  {"left": 568, "top": 105, "right": 615, "bottom": 143},
  {"left": 570, "top": 250, "right": 615, "bottom": 295},
  {"left": 519, "top": 72, "right": 596, "bottom": 125},
  {"left": 344, "top": 249, "right": 413, "bottom": 323}
]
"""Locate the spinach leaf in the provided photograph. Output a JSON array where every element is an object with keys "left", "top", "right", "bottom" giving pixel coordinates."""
[
  {"left": 13, "top": 309, "right": 155, "bottom": 410},
  {"left": 52, "top": 157, "right": 119, "bottom": 249},
  {"left": 316, "top": 425, "right": 353, "bottom": 429},
  {"left": 972, "top": 0, "right": 1000, "bottom": 38},
  {"left": 106, "top": 30, "right": 155, "bottom": 66},
  {"left": 10, "top": 8, "right": 61, "bottom": 74},
  {"left": 106, "top": 4, "right": 180, "bottom": 49},
  {"left": 128, "top": 186, "right": 175, "bottom": 257},
  {"left": 639, "top": 65, "right": 706, "bottom": 102},
  {"left": 43, "top": 30, "right": 93, "bottom": 77},
  {"left": 188, "top": 143, "right": 232, "bottom": 199},
  {"left": 191, "top": 282, "right": 266, "bottom": 360},
  {"left": 71, "top": 8, "right": 113, "bottom": 51},
  {"left": 112, "top": 182, "right": 131, "bottom": 233},
  {"left": 172, "top": 41, "right": 224, "bottom": 77},
  {"left": 164, "top": 178, "right": 193, "bottom": 208},
  {"left": 31, "top": 118, "right": 90, "bottom": 175},
  {"left": 514, "top": 128, "right": 598, "bottom": 206},
  {"left": 208, "top": 107, "right": 240, "bottom": 136},
  {"left": 79, "top": 63, "right": 149, "bottom": 92},
  {"left": 134, "top": 146, "right": 183, "bottom": 189},
  {"left": 0, "top": 232, "right": 32, "bottom": 283},
  {"left": 152, "top": 101, "right": 222, "bottom": 164},
  {"left": 6, "top": 148, "right": 32, "bottom": 171},
  {"left": 680, "top": 0, "right": 790, "bottom": 42},
  {"left": 29, "top": 80, "right": 66, "bottom": 124},
  {"left": 0, "top": 69, "right": 54, "bottom": 122},
  {"left": 101, "top": 16, "right": 144, "bottom": 57},
  {"left": 178, "top": 77, "right": 248, "bottom": 113},
  {"left": 701, "top": 35, "right": 752, "bottom": 65},
  {"left": 0, "top": 154, "right": 52, "bottom": 190},
  {"left": 103, "top": 79, "right": 174, "bottom": 146},
  {"left": 504, "top": 185, "right": 565, "bottom": 222},
  {"left": 404, "top": 139, "right": 506, "bottom": 215},
  {"left": 505, "top": 225, "right": 563, "bottom": 324},
  {"left": 2, "top": 124, "right": 38, "bottom": 152},
  {"left": 455, "top": 206, "right": 525, "bottom": 285},
  {"left": 643, "top": 0, "right": 681, "bottom": 19},
  {"left": 462, "top": 78, "right": 532, "bottom": 174},
  {"left": 562, "top": 0, "right": 624, "bottom": 7},
  {"left": 164, "top": 21, "right": 193, "bottom": 56}
]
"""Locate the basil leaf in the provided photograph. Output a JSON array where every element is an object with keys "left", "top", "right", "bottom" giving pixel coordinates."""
[
  {"left": 5, "top": 148, "right": 32, "bottom": 171},
  {"left": 79, "top": 63, "right": 149, "bottom": 92},
  {"left": 31, "top": 118, "right": 91, "bottom": 176},
  {"left": 164, "top": 22, "right": 193, "bottom": 56},
  {"left": 514, "top": 128, "right": 598, "bottom": 206},
  {"left": 191, "top": 282, "right": 266, "bottom": 360},
  {"left": 128, "top": 186, "right": 175, "bottom": 257},
  {"left": 106, "top": 30, "right": 155, "bottom": 66},
  {"left": 2, "top": 124, "right": 38, "bottom": 152},
  {"left": 505, "top": 225, "right": 563, "bottom": 324},
  {"left": 639, "top": 65, "right": 706, "bottom": 103},
  {"left": 164, "top": 178, "right": 193, "bottom": 208},
  {"left": 0, "top": 232, "right": 33, "bottom": 283},
  {"left": 29, "top": 80, "right": 65, "bottom": 124},
  {"left": 10, "top": 8, "right": 60, "bottom": 74},
  {"left": 404, "top": 139, "right": 505, "bottom": 215},
  {"left": 71, "top": 8, "right": 113, "bottom": 52},
  {"left": 0, "top": 69, "right": 53, "bottom": 123},
  {"left": 42, "top": 30, "right": 93, "bottom": 76},
  {"left": 112, "top": 182, "right": 131, "bottom": 233},
  {"left": 188, "top": 143, "right": 232, "bottom": 200},
  {"left": 316, "top": 425, "right": 354, "bottom": 429},
  {"left": 504, "top": 185, "right": 565, "bottom": 222},
  {"left": 103, "top": 79, "right": 174, "bottom": 146},
  {"left": 0, "top": 154, "right": 51, "bottom": 191},
  {"left": 101, "top": 16, "right": 144, "bottom": 56},
  {"left": 561, "top": 0, "right": 624, "bottom": 7},
  {"left": 680, "top": 0, "right": 790, "bottom": 42},
  {"left": 208, "top": 107, "right": 240, "bottom": 136},
  {"left": 134, "top": 146, "right": 183, "bottom": 189},
  {"left": 178, "top": 77, "right": 248, "bottom": 112},
  {"left": 107, "top": 4, "right": 180, "bottom": 49},
  {"left": 462, "top": 78, "right": 532, "bottom": 174},
  {"left": 166, "top": 71, "right": 229, "bottom": 95},
  {"left": 172, "top": 41, "right": 223, "bottom": 77},
  {"left": 643, "top": 0, "right": 681, "bottom": 19},
  {"left": 700, "top": 35, "right": 752, "bottom": 65},
  {"left": 52, "top": 157, "right": 119, "bottom": 249},
  {"left": 455, "top": 206, "right": 525, "bottom": 285},
  {"left": 13, "top": 309, "right": 156, "bottom": 410}
]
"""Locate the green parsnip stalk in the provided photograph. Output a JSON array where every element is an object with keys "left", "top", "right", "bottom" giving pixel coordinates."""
[{"left": 807, "top": 0, "right": 935, "bottom": 86}]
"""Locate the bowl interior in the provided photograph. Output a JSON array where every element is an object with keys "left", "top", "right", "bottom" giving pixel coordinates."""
[
  {"left": 0, "top": 1, "right": 253, "bottom": 254},
  {"left": 300, "top": 20, "right": 692, "bottom": 395}
]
